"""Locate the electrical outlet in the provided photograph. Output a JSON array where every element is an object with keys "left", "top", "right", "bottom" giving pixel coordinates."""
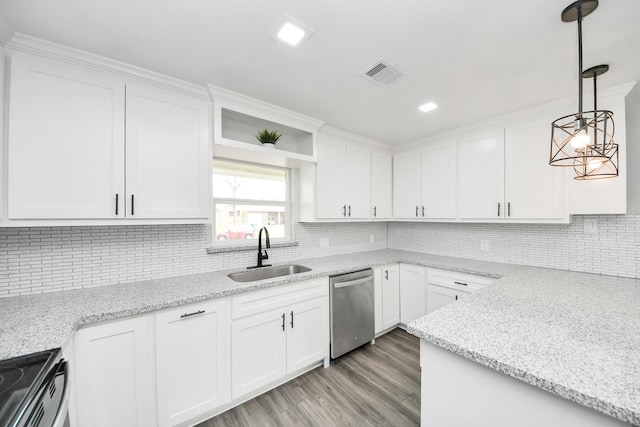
[
  {"left": 320, "top": 238, "right": 329, "bottom": 248},
  {"left": 481, "top": 240, "right": 490, "bottom": 252},
  {"left": 584, "top": 219, "right": 598, "bottom": 234},
  {"left": 370, "top": 234, "right": 375, "bottom": 244}
]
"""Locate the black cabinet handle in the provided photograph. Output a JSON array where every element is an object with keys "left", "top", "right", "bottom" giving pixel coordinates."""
[
  {"left": 384, "top": 270, "right": 389, "bottom": 280},
  {"left": 115, "top": 194, "right": 119, "bottom": 215},
  {"left": 508, "top": 202, "right": 511, "bottom": 217},
  {"left": 373, "top": 206, "right": 377, "bottom": 217},
  {"left": 348, "top": 205, "right": 351, "bottom": 217},
  {"left": 416, "top": 206, "right": 419, "bottom": 217},
  {"left": 343, "top": 205, "right": 346, "bottom": 217},
  {"left": 131, "top": 194, "right": 135, "bottom": 216},
  {"left": 180, "top": 309, "right": 205, "bottom": 319},
  {"left": 422, "top": 206, "right": 425, "bottom": 217},
  {"left": 290, "top": 311, "right": 294, "bottom": 328},
  {"left": 454, "top": 281, "right": 468, "bottom": 286},
  {"left": 455, "top": 295, "right": 459, "bottom": 301},
  {"left": 497, "top": 202, "right": 501, "bottom": 217},
  {"left": 281, "top": 313, "right": 285, "bottom": 331}
]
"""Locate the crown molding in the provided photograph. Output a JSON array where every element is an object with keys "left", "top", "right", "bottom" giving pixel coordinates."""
[{"left": 6, "top": 33, "right": 210, "bottom": 100}]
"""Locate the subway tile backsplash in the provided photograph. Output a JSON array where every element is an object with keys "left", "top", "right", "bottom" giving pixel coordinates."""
[
  {"left": 388, "top": 215, "right": 640, "bottom": 279},
  {"left": 0, "top": 222, "right": 387, "bottom": 297},
  {"left": 1, "top": 215, "right": 638, "bottom": 297}
]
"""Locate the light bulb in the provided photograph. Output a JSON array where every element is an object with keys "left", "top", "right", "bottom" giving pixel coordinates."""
[
  {"left": 571, "top": 129, "right": 591, "bottom": 149},
  {"left": 587, "top": 158, "right": 604, "bottom": 169}
]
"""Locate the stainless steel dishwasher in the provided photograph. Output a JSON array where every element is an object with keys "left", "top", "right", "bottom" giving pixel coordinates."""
[{"left": 329, "top": 269, "right": 375, "bottom": 359}]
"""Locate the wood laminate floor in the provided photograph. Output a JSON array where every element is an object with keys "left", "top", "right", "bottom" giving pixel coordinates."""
[{"left": 198, "top": 328, "right": 420, "bottom": 427}]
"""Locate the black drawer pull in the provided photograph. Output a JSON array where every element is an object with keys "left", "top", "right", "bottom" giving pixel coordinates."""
[
  {"left": 180, "top": 309, "right": 205, "bottom": 319},
  {"left": 290, "top": 311, "right": 294, "bottom": 328},
  {"left": 131, "top": 194, "right": 135, "bottom": 216},
  {"left": 281, "top": 313, "right": 286, "bottom": 331},
  {"left": 115, "top": 194, "right": 119, "bottom": 215},
  {"left": 454, "top": 281, "right": 468, "bottom": 286}
]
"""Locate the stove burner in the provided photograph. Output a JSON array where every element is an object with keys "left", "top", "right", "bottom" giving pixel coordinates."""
[{"left": 0, "top": 367, "right": 25, "bottom": 396}]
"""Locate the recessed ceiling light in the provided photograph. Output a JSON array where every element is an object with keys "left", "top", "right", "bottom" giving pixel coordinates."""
[
  {"left": 278, "top": 22, "right": 305, "bottom": 46},
  {"left": 271, "top": 16, "right": 313, "bottom": 49},
  {"left": 419, "top": 102, "right": 438, "bottom": 113}
]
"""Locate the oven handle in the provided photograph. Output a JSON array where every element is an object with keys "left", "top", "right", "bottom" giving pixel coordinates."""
[
  {"left": 52, "top": 360, "right": 70, "bottom": 427},
  {"left": 333, "top": 276, "right": 371, "bottom": 289}
]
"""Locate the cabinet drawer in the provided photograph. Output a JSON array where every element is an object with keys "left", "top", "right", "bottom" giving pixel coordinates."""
[
  {"left": 232, "top": 278, "right": 328, "bottom": 320},
  {"left": 426, "top": 268, "right": 494, "bottom": 292}
]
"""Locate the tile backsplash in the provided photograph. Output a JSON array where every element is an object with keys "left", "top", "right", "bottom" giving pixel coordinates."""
[
  {"left": 0, "top": 222, "right": 387, "bottom": 297},
  {"left": 2, "top": 215, "right": 639, "bottom": 297},
  {"left": 388, "top": 215, "right": 640, "bottom": 279}
]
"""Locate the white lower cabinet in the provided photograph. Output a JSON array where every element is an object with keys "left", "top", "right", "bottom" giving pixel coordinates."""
[
  {"left": 155, "top": 299, "right": 230, "bottom": 427},
  {"left": 400, "top": 264, "right": 427, "bottom": 325},
  {"left": 426, "top": 268, "right": 495, "bottom": 314},
  {"left": 231, "top": 278, "right": 329, "bottom": 399},
  {"left": 374, "top": 264, "right": 400, "bottom": 334},
  {"left": 74, "top": 315, "right": 157, "bottom": 427}
]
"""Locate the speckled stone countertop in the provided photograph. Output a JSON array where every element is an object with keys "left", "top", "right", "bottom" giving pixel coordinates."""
[
  {"left": 0, "top": 249, "right": 516, "bottom": 361},
  {"left": 407, "top": 266, "right": 640, "bottom": 426}
]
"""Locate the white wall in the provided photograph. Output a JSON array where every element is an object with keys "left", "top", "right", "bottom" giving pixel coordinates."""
[{"left": 626, "top": 84, "right": 640, "bottom": 214}]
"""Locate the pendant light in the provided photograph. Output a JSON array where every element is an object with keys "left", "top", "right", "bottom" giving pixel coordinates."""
[
  {"left": 573, "top": 64, "right": 618, "bottom": 179},
  {"left": 549, "top": 0, "right": 617, "bottom": 179}
]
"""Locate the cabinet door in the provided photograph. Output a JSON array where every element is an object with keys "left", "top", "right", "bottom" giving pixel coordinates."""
[
  {"left": 458, "top": 130, "right": 505, "bottom": 219},
  {"left": 400, "top": 264, "right": 426, "bottom": 325},
  {"left": 286, "top": 297, "right": 329, "bottom": 373},
  {"left": 231, "top": 309, "right": 287, "bottom": 399},
  {"left": 315, "top": 135, "right": 346, "bottom": 218},
  {"left": 505, "top": 119, "right": 564, "bottom": 220},
  {"left": 371, "top": 151, "right": 393, "bottom": 219},
  {"left": 345, "top": 144, "right": 371, "bottom": 218},
  {"left": 421, "top": 142, "right": 457, "bottom": 219},
  {"left": 382, "top": 265, "right": 400, "bottom": 330},
  {"left": 74, "top": 316, "right": 156, "bottom": 427},
  {"left": 156, "top": 299, "right": 230, "bottom": 427},
  {"left": 125, "top": 84, "right": 210, "bottom": 219},
  {"left": 7, "top": 54, "right": 125, "bottom": 219},
  {"left": 393, "top": 149, "right": 421, "bottom": 219},
  {"left": 374, "top": 267, "right": 383, "bottom": 334},
  {"left": 427, "top": 284, "right": 466, "bottom": 314}
]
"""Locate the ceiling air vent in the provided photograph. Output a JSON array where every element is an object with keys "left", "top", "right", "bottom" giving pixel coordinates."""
[{"left": 360, "top": 59, "right": 407, "bottom": 87}]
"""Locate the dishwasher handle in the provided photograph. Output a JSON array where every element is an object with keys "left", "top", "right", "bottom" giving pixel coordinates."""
[{"left": 333, "top": 276, "right": 372, "bottom": 289}]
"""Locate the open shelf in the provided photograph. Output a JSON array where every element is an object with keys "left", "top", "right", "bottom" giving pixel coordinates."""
[{"left": 210, "top": 86, "right": 323, "bottom": 168}]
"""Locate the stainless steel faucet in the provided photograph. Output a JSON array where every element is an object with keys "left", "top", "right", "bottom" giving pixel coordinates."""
[{"left": 250, "top": 227, "right": 271, "bottom": 269}]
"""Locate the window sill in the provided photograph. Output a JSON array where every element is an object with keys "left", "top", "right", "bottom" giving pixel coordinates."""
[{"left": 206, "top": 241, "right": 299, "bottom": 255}]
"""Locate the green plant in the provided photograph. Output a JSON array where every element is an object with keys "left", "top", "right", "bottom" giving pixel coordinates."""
[{"left": 255, "top": 129, "right": 282, "bottom": 144}]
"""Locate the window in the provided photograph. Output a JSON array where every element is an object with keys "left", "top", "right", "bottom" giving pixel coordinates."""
[{"left": 212, "top": 159, "right": 290, "bottom": 244}]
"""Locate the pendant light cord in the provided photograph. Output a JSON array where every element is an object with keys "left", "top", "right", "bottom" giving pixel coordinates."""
[{"left": 577, "top": 3, "right": 584, "bottom": 118}]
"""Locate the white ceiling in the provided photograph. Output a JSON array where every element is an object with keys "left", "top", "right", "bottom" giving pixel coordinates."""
[{"left": 0, "top": 0, "right": 638, "bottom": 144}]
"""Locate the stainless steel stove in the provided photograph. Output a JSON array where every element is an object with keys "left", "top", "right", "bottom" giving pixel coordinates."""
[{"left": 0, "top": 349, "right": 69, "bottom": 427}]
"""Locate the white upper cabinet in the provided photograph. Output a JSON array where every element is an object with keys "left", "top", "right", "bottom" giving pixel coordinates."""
[
  {"left": 505, "top": 118, "right": 564, "bottom": 220},
  {"left": 7, "top": 54, "right": 126, "bottom": 220},
  {"left": 458, "top": 130, "right": 505, "bottom": 220},
  {"left": 4, "top": 47, "right": 212, "bottom": 225},
  {"left": 298, "top": 127, "right": 390, "bottom": 221},
  {"left": 421, "top": 141, "right": 457, "bottom": 219},
  {"left": 393, "top": 141, "right": 457, "bottom": 220},
  {"left": 125, "top": 84, "right": 210, "bottom": 219},
  {"left": 392, "top": 149, "right": 421, "bottom": 219},
  {"left": 371, "top": 151, "right": 393, "bottom": 219},
  {"left": 315, "top": 134, "right": 347, "bottom": 218}
]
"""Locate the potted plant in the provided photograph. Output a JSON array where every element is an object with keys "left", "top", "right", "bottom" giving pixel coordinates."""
[{"left": 255, "top": 129, "right": 282, "bottom": 147}]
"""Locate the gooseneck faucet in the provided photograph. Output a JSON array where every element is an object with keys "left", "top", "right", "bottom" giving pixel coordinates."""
[{"left": 252, "top": 227, "right": 271, "bottom": 269}]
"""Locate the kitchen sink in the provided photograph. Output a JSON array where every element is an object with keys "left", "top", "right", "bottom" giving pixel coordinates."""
[{"left": 228, "top": 264, "right": 312, "bottom": 282}]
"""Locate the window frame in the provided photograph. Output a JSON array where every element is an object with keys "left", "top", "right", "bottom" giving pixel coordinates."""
[{"left": 211, "top": 159, "right": 292, "bottom": 247}]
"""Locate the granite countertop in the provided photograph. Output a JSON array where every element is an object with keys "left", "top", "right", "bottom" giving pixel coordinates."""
[
  {"left": 407, "top": 267, "right": 640, "bottom": 426},
  {"left": 0, "top": 249, "right": 516, "bottom": 360}
]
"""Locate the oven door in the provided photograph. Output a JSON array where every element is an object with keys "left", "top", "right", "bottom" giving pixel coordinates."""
[{"left": 16, "top": 359, "right": 69, "bottom": 427}]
